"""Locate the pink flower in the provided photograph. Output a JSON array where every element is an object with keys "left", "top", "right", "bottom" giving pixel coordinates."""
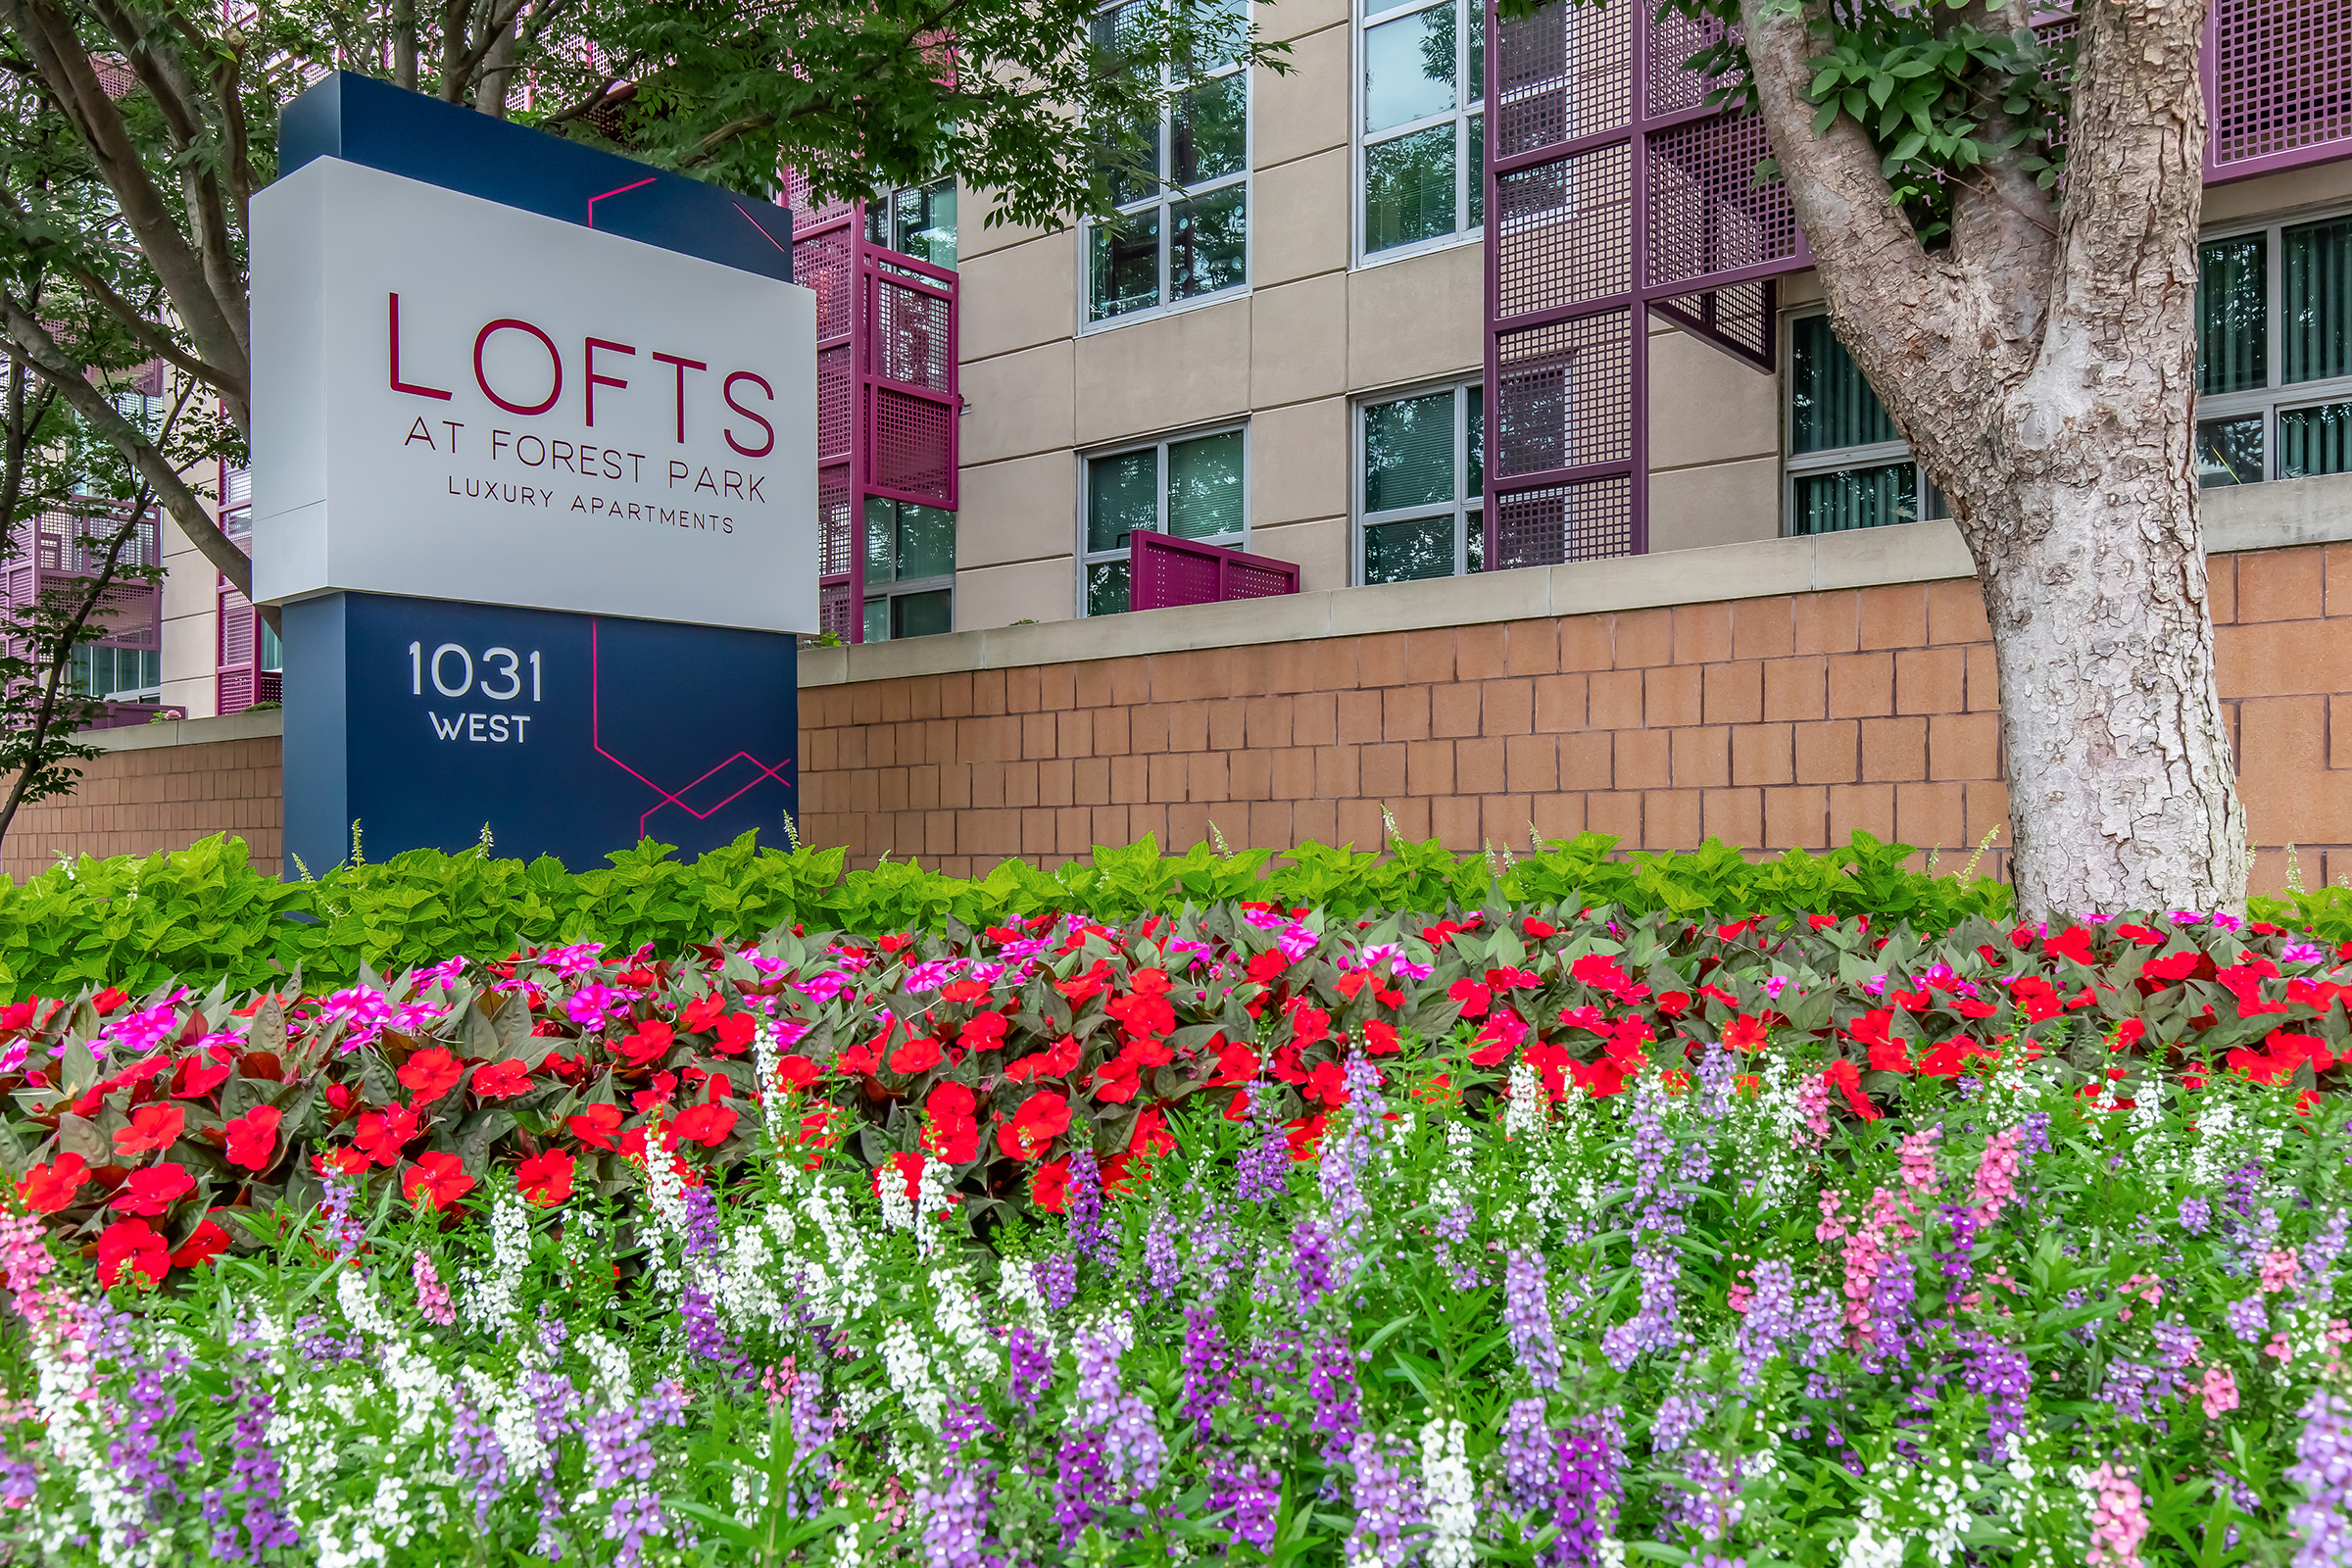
[
  {"left": 1897, "top": 1127, "right": 1942, "bottom": 1195},
  {"left": 2083, "top": 1461, "right": 2148, "bottom": 1568},
  {"left": 2262, "top": 1248, "right": 2302, "bottom": 1294},
  {"left": 2200, "top": 1365, "right": 2239, "bottom": 1419},
  {"left": 413, "top": 1250, "right": 456, "bottom": 1327},
  {"left": 1970, "top": 1127, "right": 2024, "bottom": 1227},
  {"left": 2284, "top": 942, "right": 2327, "bottom": 964},
  {"left": 104, "top": 1003, "right": 180, "bottom": 1054}
]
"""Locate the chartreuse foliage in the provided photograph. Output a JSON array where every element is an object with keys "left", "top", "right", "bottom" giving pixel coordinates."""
[{"left": 0, "top": 830, "right": 2017, "bottom": 999}]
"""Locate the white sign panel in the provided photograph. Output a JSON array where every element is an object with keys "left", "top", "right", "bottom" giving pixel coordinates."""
[{"left": 252, "top": 158, "right": 818, "bottom": 633}]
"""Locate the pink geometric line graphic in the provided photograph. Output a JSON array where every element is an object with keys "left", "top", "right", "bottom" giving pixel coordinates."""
[
  {"left": 590, "top": 622, "right": 794, "bottom": 839},
  {"left": 584, "top": 175, "right": 657, "bottom": 226},
  {"left": 734, "top": 202, "right": 793, "bottom": 256}
]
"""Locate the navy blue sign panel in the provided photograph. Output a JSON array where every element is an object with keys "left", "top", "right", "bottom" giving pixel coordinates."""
[
  {"left": 279, "top": 73, "right": 794, "bottom": 282},
  {"left": 284, "top": 594, "right": 798, "bottom": 872}
]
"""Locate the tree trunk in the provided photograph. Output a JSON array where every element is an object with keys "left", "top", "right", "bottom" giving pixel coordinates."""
[{"left": 1738, "top": 0, "right": 2250, "bottom": 917}]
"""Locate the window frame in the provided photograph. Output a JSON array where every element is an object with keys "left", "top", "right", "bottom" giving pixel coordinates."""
[
  {"left": 1353, "top": 379, "right": 1485, "bottom": 584},
  {"left": 2194, "top": 206, "right": 2352, "bottom": 488},
  {"left": 1077, "top": 0, "right": 1254, "bottom": 333},
  {"left": 863, "top": 175, "right": 959, "bottom": 271},
  {"left": 859, "top": 497, "right": 959, "bottom": 643},
  {"left": 1352, "top": 0, "right": 1485, "bottom": 270},
  {"left": 1077, "top": 420, "right": 1252, "bottom": 616},
  {"left": 1780, "top": 307, "right": 1944, "bottom": 538}
]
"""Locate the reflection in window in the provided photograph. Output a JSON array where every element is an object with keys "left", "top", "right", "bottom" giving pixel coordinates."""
[
  {"left": 860, "top": 497, "right": 957, "bottom": 640},
  {"left": 1359, "top": 0, "right": 1482, "bottom": 258},
  {"left": 2190, "top": 214, "right": 2352, "bottom": 487},
  {"left": 865, "top": 177, "right": 958, "bottom": 270},
  {"left": 1785, "top": 314, "right": 1944, "bottom": 534},
  {"left": 1087, "top": 0, "right": 1250, "bottom": 324},
  {"left": 1082, "top": 427, "right": 1249, "bottom": 613},
  {"left": 1358, "top": 383, "right": 1484, "bottom": 582}
]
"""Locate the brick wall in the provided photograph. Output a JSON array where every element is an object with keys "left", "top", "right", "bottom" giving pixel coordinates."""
[
  {"left": 0, "top": 735, "right": 282, "bottom": 881},
  {"left": 797, "top": 541, "right": 2352, "bottom": 896}
]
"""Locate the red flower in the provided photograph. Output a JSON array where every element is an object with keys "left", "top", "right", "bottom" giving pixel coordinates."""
[
  {"left": 1569, "top": 1055, "right": 1629, "bottom": 1098},
  {"left": 1448, "top": 979, "right": 1492, "bottom": 1018},
  {"left": 171, "top": 1216, "right": 230, "bottom": 1270},
  {"left": 1284, "top": 1113, "right": 1328, "bottom": 1161},
  {"left": 403, "top": 1152, "right": 476, "bottom": 1210},
  {"left": 91, "top": 987, "right": 128, "bottom": 1016},
  {"left": 113, "top": 1163, "right": 195, "bottom": 1216},
  {"left": 1822, "top": 1058, "right": 1882, "bottom": 1121},
  {"left": 97, "top": 1219, "right": 170, "bottom": 1288},
  {"left": 922, "top": 1082, "right": 980, "bottom": 1164},
  {"left": 114, "top": 1102, "right": 186, "bottom": 1156},
  {"left": 875, "top": 1150, "right": 926, "bottom": 1203},
  {"left": 223, "top": 1105, "right": 283, "bottom": 1171},
  {"left": 1524, "top": 918, "right": 1556, "bottom": 939},
  {"left": 397, "top": 1047, "right": 465, "bottom": 1102},
  {"left": 996, "top": 1091, "right": 1071, "bottom": 1161},
  {"left": 354, "top": 1103, "right": 421, "bottom": 1166},
  {"left": 567, "top": 1103, "right": 623, "bottom": 1150},
  {"left": 773, "top": 1054, "right": 822, "bottom": 1091},
  {"left": 959, "top": 1011, "right": 1009, "bottom": 1052},
  {"left": 888, "top": 1034, "right": 944, "bottom": 1075},
  {"left": 172, "top": 1057, "right": 234, "bottom": 1098},
  {"left": 1030, "top": 1156, "right": 1070, "bottom": 1213},
  {"left": 1361, "top": 1019, "right": 1401, "bottom": 1054},
  {"left": 1655, "top": 991, "right": 1692, "bottom": 1016},
  {"left": 1306, "top": 1059, "right": 1348, "bottom": 1108},
  {"left": 670, "top": 1102, "right": 740, "bottom": 1147},
  {"left": 679, "top": 994, "right": 728, "bottom": 1033},
  {"left": 317, "top": 1145, "right": 371, "bottom": 1176},
  {"left": 1720, "top": 1013, "right": 1767, "bottom": 1052},
  {"left": 516, "top": 1149, "right": 576, "bottom": 1206},
  {"left": 1004, "top": 1035, "right": 1081, "bottom": 1084},
  {"left": 471, "top": 1059, "right": 533, "bottom": 1100},
  {"left": 1245, "top": 950, "right": 1290, "bottom": 984},
  {"left": 713, "top": 1013, "right": 758, "bottom": 1054},
  {"left": 615, "top": 1020, "right": 676, "bottom": 1067},
  {"left": 1868, "top": 1037, "right": 1917, "bottom": 1074},
  {"left": 18, "top": 1152, "right": 88, "bottom": 1213}
]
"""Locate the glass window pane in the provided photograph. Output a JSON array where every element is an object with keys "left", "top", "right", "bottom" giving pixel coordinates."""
[
  {"left": 2286, "top": 217, "right": 2352, "bottom": 386},
  {"left": 1090, "top": 207, "right": 1162, "bottom": 321},
  {"left": 1365, "top": 3, "right": 1455, "bottom": 131},
  {"left": 1365, "top": 123, "right": 1456, "bottom": 254},
  {"left": 1792, "top": 463, "right": 1918, "bottom": 534},
  {"left": 1168, "top": 430, "right": 1245, "bottom": 539},
  {"left": 1789, "top": 316, "right": 1900, "bottom": 454},
  {"left": 1466, "top": 14, "right": 1482, "bottom": 107},
  {"left": 1466, "top": 115, "right": 1483, "bottom": 226},
  {"left": 863, "top": 496, "right": 896, "bottom": 583},
  {"left": 864, "top": 203, "right": 888, "bottom": 247},
  {"left": 1173, "top": 184, "right": 1248, "bottom": 300},
  {"left": 1364, "top": 392, "right": 1455, "bottom": 511},
  {"left": 260, "top": 625, "right": 282, "bottom": 673},
  {"left": 1094, "top": 3, "right": 1163, "bottom": 208},
  {"left": 893, "top": 178, "right": 957, "bottom": 270},
  {"left": 1465, "top": 512, "right": 1485, "bottom": 572},
  {"left": 2282, "top": 402, "right": 2352, "bottom": 478},
  {"left": 2197, "top": 416, "right": 2265, "bottom": 488},
  {"left": 70, "top": 645, "right": 93, "bottom": 697},
  {"left": 1088, "top": 449, "right": 1159, "bottom": 553},
  {"left": 893, "top": 589, "right": 955, "bottom": 639},
  {"left": 1466, "top": 384, "right": 1484, "bottom": 497},
  {"left": 897, "top": 504, "right": 956, "bottom": 579},
  {"left": 862, "top": 597, "right": 889, "bottom": 642},
  {"left": 1174, "top": 74, "right": 1248, "bottom": 186},
  {"left": 1365, "top": 516, "right": 1455, "bottom": 583},
  {"left": 1087, "top": 560, "right": 1132, "bottom": 616},
  {"left": 2198, "top": 234, "right": 2269, "bottom": 395}
]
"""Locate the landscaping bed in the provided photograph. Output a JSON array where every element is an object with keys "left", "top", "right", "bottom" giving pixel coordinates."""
[{"left": 5, "top": 846, "right": 2352, "bottom": 1564}]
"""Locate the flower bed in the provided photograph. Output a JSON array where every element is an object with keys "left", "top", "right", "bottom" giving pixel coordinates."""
[{"left": 6, "top": 903, "right": 2352, "bottom": 1564}]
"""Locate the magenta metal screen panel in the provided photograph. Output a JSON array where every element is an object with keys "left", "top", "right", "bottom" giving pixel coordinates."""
[
  {"left": 1482, "top": 0, "right": 1807, "bottom": 569},
  {"left": 1128, "top": 532, "right": 1300, "bottom": 611},
  {"left": 786, "top": 172, "right": 961, "bottom": 642},
  {"left": 2206, "top": 0, "right": 2352, "bottom": 181},
  {"left": 2, "top": 501, "right": 164, "bottom": 709}
]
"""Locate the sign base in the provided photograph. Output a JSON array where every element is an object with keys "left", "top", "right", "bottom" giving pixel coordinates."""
[{"left": 282, "top": 592, "right": 799, "bottom": 874}]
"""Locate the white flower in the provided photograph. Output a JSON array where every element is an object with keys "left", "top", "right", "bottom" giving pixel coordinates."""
[{"left": 1418, "top": 1416, "right": 1476, "bottom": 1568}]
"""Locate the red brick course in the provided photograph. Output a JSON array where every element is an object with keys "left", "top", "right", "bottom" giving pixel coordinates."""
[{"left": 1, "top": 737, "right": 282, "bottom": 880}]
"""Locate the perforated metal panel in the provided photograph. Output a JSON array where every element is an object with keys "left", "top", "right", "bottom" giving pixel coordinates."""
[
  {"left": 1494, "top": 475, "right": 1636, "bottom": 567},
  {"left": 1129, "top": 532, "right": 1301, "bottom": 611},
  {"left": 1496, "top": 144, "right": 1635, "bottom": 317},
  {"left": 788, "top": 177, "right": 960, "bottom": 641},
  {"left": 1645, "top": 111, "right": 1798, "bottom": 290},
  {"left": 2, "top": 501, "right": 163, "bottom": 695},
  {"left": 2209, "top": 0, "right": 2352, "bottom": 176},
  {"left": 1494, "top": 309, "right": 1634, "bottom": 478}
]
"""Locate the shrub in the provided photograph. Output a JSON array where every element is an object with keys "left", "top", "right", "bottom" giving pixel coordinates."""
[
  {"left": 4, "top": 905, "right": 2350, "bottom": 1565},
  {"left": 0, "top": 829, "right": 2014, "bottom": 998}
]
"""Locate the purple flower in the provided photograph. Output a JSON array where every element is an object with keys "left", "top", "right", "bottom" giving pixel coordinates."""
[
  {"left": 1182, "top": 1307, "right": 1232, "bottom": 1441},
  {"left": 203, "top": 1380, "right": 300, "bottom": 1564},
  {"left": 1053, "top": 1428, "right": 1110, "bottom": 1546},
  {"left": 1293, "top": 1220, "right": 1338, "bottom": 1310},
  {"left": 1007, "top": 1326, "right": 1053, "bottom": 1419},
  {"left": 1207, "top": 1452, "right": 1281, "bottom": 1550},
  {"left": 2180, "top": 1198, "right": 2213, "bottom": 1237},
  {"left": 1308, "top": 1330, "right": 1361, "bottom": 1464},
  {"left": 1033, "top": 1252, "right": 1078, "bottom": 1314},
  {"left": 1345, "top": 1432, "right": 1424, "bottom": 1568},
  {"left": 2229, "top": 1297, "right": 2270, "bottom": 1344},
  {"left": 2288, "top": 1389, "right": 2352, "bottom": 1567},
  {"left": 1067, "top": 1149, "right": 1115, "bottom": 1268},
  {"left": 1960, "top": 1335, "right": 2032, "bottom": 1454},
  {"left": 1236, "top": 1081, "right": 1291, "bottom": 1204},
  {"left": 1504, "top": 1250, "right": 1563, "bottom": 1391},
  {"left": 585, "top": 1381, "right": 690, "bottom": 1568},
  {"left": 451, "top": 1387, "right": 511, "bottom": 1527}
]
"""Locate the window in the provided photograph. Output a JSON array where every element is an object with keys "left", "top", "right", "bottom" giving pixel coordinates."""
[
  {"left": 865, "top": 177, "right": 957, "bottom": 270},
  {"left": 1357, "top": 0, "right": 1482, "bottom": 261},
  {"left": 1356, "top": 382, "right": 1484, "bottom": 581},
  {"left": 1082, "top": 426, "right": 1247, "bottom": 613},
  {"left": 861, "top": 498, "right": 957, "bottom": 640},
  {"left": 1086, "top": 0, "right": 1250, "bottom": 326},
  {"left": 2194, "top": 214, "right": 2352, "bottom": 486},
  {"left": 1784, "top": 314, "right": 1945, "bottom": 535},
  {"left": 71, "top": 645, "right": 160, "bottom": 702}
]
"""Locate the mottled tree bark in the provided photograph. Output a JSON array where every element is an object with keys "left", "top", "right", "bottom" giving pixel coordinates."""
[{"left": 1739, "top": 0, "right": 2248, "bottom": 918}]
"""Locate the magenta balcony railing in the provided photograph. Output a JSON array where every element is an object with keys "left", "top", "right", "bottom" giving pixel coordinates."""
[
  {"left": 1484, "top": 0, "right": 2352, "bottom": 565},
  {"left": 1127, "top": 533, "right": 1300, "bottom": 612},
  {"left": 2, "top": 501, "right": 163, "bottom": 663},
  {"left": 782, "top": 172, "right": 960, "bottom": 643}
]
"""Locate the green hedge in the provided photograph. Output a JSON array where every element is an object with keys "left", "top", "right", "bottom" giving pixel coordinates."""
[{"left": 0, "top": 827, "right": 2030, "bottom": 998}]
